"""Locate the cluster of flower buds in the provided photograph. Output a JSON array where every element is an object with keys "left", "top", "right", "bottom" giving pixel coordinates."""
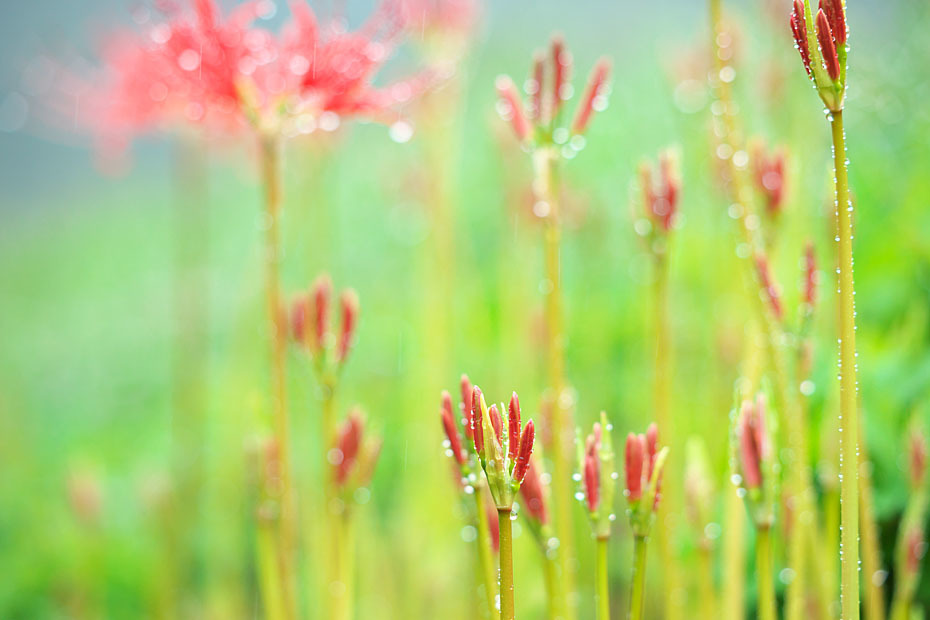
[
  {"left": 330, "top": 409, "right": 382, "bottom": 499},
  {"left": 575, "top": 413, "right": 619, "bottom": 539},
  {"left": 635, "top": 149, "right": 680, "bottom": 246},
  {"left": 790, "top": 0, "right": 848, "bottom": 112},
  {"left": 495, "top": 36, "right": 611, "bottom": 156},
  {"left": 733, "top": 394, "right": 777, "bottom": 528},
  {"left": 469, "top": 385, "right": 536, "bottom": 510},
  {"left": 753, "top": 253, "right": 784, "bottom": 322},
  {"left": 751, "top": 142, "right": 787, "bottom": 217},
  {"left": 623, "top": 423, "right": 669, "bottom": 538},
  {"left": 290, "top": 275, "right": 360, "bottom": 373}
]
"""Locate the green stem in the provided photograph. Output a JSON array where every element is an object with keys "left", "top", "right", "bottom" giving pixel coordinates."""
[
  {"left": 721, "top": 486, "right": 746, "bottom": 620},
  {"left": 859, "top": 440, "right": 886, "bottom": 620},
  {"left": 536, "top": 147, "right": 576, "bottom": 620},
  {"left": 697, "top": 546, "right": 717, "bottom": 620},
  {"left": 542, "top": 547, "right": 562, "bottom": 620},
  {"left": 499, "top": 509, "right": 515, "bottom": 620},
  {"left": 257, "top": 517, "right": 286, "bottom": 620},
  {"left": 596, "top": 537, "right": 610, "bottom": 620},
  {"left": 629, "top": 535, "right": 648, "bottom": 620},
  {"left": 475, "top": 486, "right": 500, "bottom": 620},
  {"left": 755, "top": 527, "right": 776, "bottom": 620},
  {"left": 830, "top": 110, "right": 860, "bottom": 620},
  {"left": 260, "top": 135, "right": 296, "bottom": 620}
]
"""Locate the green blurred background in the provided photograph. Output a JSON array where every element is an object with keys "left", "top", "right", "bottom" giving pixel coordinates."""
[{"left": 1, "top": 0, "right": 929, "bottom": 617}]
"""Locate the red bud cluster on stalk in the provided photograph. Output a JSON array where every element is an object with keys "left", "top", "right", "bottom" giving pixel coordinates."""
[
  {"left": 751, "top": 142, "right": 787, "bottom": 216},
  {"left": 636, "top": 149, "right": 681, "bottom": 247},
  {"left": 623, "top": 422, "right": 668, "bottom": 538},
  {"left": 331, "top": 409, "right": 382, "bottom": 494},
  {"left": 790, "top": 0, "right": 848, "bottom": 111},
  {"left": 495, "top": 35, "right": 611, "bottom": 150},
  {"left": 910, "top": 428, "right": 928, "bottom": 490},
  {"left": 803, "top": 242, "right": 818, "bottom": 310},
  {"left": 890, "top": 421, "right": 930, "bottom": 615},
  {"left": 290, "top": 274, "right": 359, "bottom": 370},
  {"left": 733, "top": 394, "right": 777, "bottom": 528},
  {"left": 467, "top": 384, "right": 536, "bottom": 510}
]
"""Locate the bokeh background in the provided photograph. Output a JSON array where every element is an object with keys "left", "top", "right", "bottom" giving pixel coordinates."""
[{"left": 1, "top": 0, "right": 928, "bottom": 617}]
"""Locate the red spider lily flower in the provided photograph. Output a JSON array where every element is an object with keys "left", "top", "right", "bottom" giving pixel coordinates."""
[
  {"left": 508, "top": 393, "right": 522, "bottom": 463},
  {"left": 803, "top": 242, "right": 817, "bottom": 308},
  {"left": 789, "top": 0, "right": 847, "bottom": 111},
  {"left": 460, "top": 375, "right": 474, "bottom": 441},
  {"left": 737, "top": 398, "right": 770, "bottom": 490},
  {"left": 441, "top": 390, "right": 467, "bottom": 466},
  {"left": 909, "top": 427, "right": 928, "bottom": 490},
  {"left": 337, "top": 289, "right": 359, "bottom": 364},
  {"left": 639, "top": 150, "right": 680, "bottom": 233},
  {"left": 622, "top": 420, "right": 665, "bottom": 538},
  {"left": 311, "top": 274, "right": 332, "bottom": 354},
  {"left": 580, "top": 413, "right": 621, "bottom": 538},
  {"left": 496, "top": 36, "right": 610, "bottom": 146},
  {"left": 752, "top": 143, "right": 787, "bottom": 215},
  {"left": 754, "top": 253, "right": 784, "bottom": 321},
  {"left": 469, "top": 384, "right": 536, "bottom": 508},
  {"left": 519, "top": 461, "right": 549, "bottom": 525}
]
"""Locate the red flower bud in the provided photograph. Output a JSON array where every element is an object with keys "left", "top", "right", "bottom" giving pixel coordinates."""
[
  {"left": 290, "top": 294, "right": 310, "bottom": 346},
  {"left": 584, "top": 448, "right": 600, "bottom": 512},
  {"left": 816, "top": 9, "right": 840, "bottom": 81},
  {"left": 460, "top": 374, "right": 474, "bottom": 440},
  {"left": 754, "top": 253, "right": 784, "bottom": 321},
  {"left": 571, "top": 58, "right": 610, "bottom": 135},
  {"left": 790, "top": 1, "right": 812, "bottom": 76},
  {"left": 803, "top": 242, "right": 817, "bottom": 308},
  {"left": 489, "top": 404, "right": 503, "bottom": 448},
  {"left": 625, "top": 432, "right": 644, "bottom": 502},
  {"left": 486, "top": 496, "right": 500, "bottom": 553},
  {"left": 646, "top": 423, "right": 658, "bottom": 479},
  {"left": 311, "top": 274, "right": 332, "bottom": 354},
  {"left": 551, "top": 35, "right": 571, "bottom": 117},
  {"left": 738, "top": 398, "right": 769, "bottom": 490},
  {"left": 819, "top": 0, "right": 846, "bottom": 45},
  {"left": 752, "top": 143, "right": 787, "bottom": 215},
  {"left": 906, "top": 527, "right": 926, "bottom": 574},
  {"left": 441, "top": 391, "right": 466, "bottom": 466},
  {"left": 641, "top": 152, "right": 679, "bottom": 232},
  {"left": 508, "top": 393, "right": 522, "bottom": 463},
  {"left": 495, "top": 75, "right": 530, "bottom": 142},
  {"left": 519, "top": 461, "right": 548, "bottom": 524},
  {"left": 334, "top": 411, "right": 363, "bottom": 486},
  {"left": 337, "top": 289, "right": 359, "bottom": 364},
  {"left": 513, "top": 420, "right": 535, "bottom": 484},
  {"left": 471, "top": 386, "right": 485, "bottom": 455}
]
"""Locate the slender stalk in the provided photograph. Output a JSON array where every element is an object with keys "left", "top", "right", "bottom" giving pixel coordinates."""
[
  {"left": 474, "top": 486, "right": 500, "bottom": 620},
  {"left": 595, "top": 537, "right": 610, "bottom": 620},
  {"left": 755, "top": 527, "right": 776, "bottom": 620},
  {"left": 629, "top": 535, "right": 648, "bottom": 620},
  {"left": 257, "top": 516, "right": 286, "bottom": 620},
  {"left": 652, "top": 251, "right": 683, "bottom": 620},
  {"left": 542, "top": 548, "right": 562, "bottom": 620},
  {"left": 259, "top": 135, "right": 296, "bottom": 619},
  {"left": 535, "top": 146, "right": 575, "bottom": 619},
  {"left": 498, "top": 509, "right": 515, "bottom": 620},
  {"left": 696, "top": 546, "right": 717, "bottom": 620},
  {"left": 829, "top": 110, "right": 860, "bottom": 620},
  {"left": 859, "top": 440, "right": 886, "bottom": 620},
  {"left": 330, "top": 512, "right": 349, "bottom": 620},
  {"left": 722, "top": 473, "right": 747, "bottom": 620}
]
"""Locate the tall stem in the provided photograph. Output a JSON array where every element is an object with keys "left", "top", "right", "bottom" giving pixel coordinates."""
[
  {"left": 755, "top": 527, "right": 776, "bottom": 620},
  {"left": 595, "top": 537, "right": 610, "bottom": 620},
  {"left": 629, "top": 535, "right": 648, "bottom": 620},
  {"left": 260, "top": 135, "right": 296, "bottom": 619},
  {"left": 721, "top": 485, "right": 746, "bottom": 620},
  {"left": 859, "top": 438, "right": 886, "bottom": 620},
  {"left": 542, "top": 547, "right": 562, "bottom": 620},
  {"left": 498, "top": 509, "right": 515, "bottom": 620},
  {"left": 475, "top": 486, "right": 500, "bottom": 620},
  {"left": 536, "top": 147, "right": 575, "bottom": 619},
  {"left": 830, "top": 110, "right": 860, "bottom": 620},
  {"left": 696, "top": 546, "right": 717, "bottom": 620}
]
